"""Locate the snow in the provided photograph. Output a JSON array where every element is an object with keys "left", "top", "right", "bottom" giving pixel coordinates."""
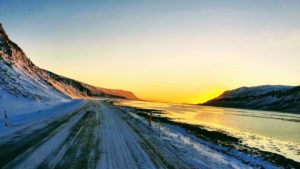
[
  {"left": 117, "top": 105, "right": 280, "bottom": 169},
  {"left": 10, "top": 106, "right": 86, "bottom": 169},
  {"left": 0, "top": 100, "right": 283, "bottom": 168},
  {"left": 207, "top": 85, "right": 300, "bottom": 114},
  {"left": 0, "top": 99, "right": 86, "bottom": 137},
  {"left": 219, "top": 85, "right": 293, "bottom": 99},
  {"left": 97, "top": 102, "right": 157, "bottom": 169},
  {"left": 0, "top": 60, "right": 68, "bottom": 103},
  {"left": 1, "top": 24, "right": 139, "bottom": 118}
]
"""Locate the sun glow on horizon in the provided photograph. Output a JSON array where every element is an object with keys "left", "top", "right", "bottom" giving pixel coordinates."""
[
  {"left": 1, "top": 1, "right": 299, "bottom": 104},
  {"left": 188, "top": 88, "right": 226, "bottom": 104}
]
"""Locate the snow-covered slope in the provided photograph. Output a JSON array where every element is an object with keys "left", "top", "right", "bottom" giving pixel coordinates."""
[
  {"left": 43, "top": 69, "right": 138, "bottom": 100},
  {"left": 0, "top": 23, "right": 138, "bottom": 112},
  {"left": 0, "top": 24, "right": 69, "bottom": 102},
  {"left": 203, "top": 85, "right": 300, "bottom": 113}
]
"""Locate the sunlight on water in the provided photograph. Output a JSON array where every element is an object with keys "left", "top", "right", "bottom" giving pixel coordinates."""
[{"left": 116, "top": 100, "right": 300, "bottom": 162}]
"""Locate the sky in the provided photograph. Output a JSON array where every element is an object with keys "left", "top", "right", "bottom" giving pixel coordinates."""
[{"left": 0, "top": 0, "right": 299, "bottom": 103}]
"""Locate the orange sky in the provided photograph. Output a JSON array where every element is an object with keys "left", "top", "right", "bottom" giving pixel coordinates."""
[{"left": 2, "top": 1, "right": 299, "bottom": 103}]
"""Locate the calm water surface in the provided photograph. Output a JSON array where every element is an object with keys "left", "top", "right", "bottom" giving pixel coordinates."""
[{"left": 117, "top": 100, "right": 300, "bottom": 162}]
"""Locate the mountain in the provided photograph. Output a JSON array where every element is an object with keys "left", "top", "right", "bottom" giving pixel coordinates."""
[
  {"left": 0, "top": 23, "right": 138, "bottom": 108},
  {"left": 203, "top": 85, "right": 300, "bottom": 114}
]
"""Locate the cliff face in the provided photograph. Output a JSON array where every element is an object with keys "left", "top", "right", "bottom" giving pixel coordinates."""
[
  {"left": 203, "top": 85, "right": 300, "bottom": 114},
  {"left": 0, "top": 23, "right": 138, "bottom": 102}
]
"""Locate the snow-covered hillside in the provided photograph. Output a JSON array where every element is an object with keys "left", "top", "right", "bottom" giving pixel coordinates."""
[
  {"left": 204, "top": 85, "right": 300, "bottom": 113},
  {"left": 0, "top": 23, "right": 138, "bottom": 115}
]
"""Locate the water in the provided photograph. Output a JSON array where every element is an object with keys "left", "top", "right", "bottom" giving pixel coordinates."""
[{"left": 116, "top": 100, "right": 300, "bottom": 162}]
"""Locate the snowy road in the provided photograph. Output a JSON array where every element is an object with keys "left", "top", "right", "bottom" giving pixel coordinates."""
[
  {"left": 0, "top": 100, "right": 167, "bottom": 169},
  {"left": 98, "top": 102, "right": 157, "bottom": 169},
  {"left": 0, "top": 101, "right": 101, "bottom": 169},
  {"left": 0, "top": 100, "right": 278, "bottom": 169}
]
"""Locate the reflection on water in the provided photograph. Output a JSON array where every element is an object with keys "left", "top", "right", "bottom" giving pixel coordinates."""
[{"left": 116, "top": 99, "right": 300, "bottom": 162}]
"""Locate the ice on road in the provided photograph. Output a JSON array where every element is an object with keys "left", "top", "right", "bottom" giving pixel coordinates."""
[
  {"left": 0, "top": 101, "right": 163, "bottom": 169},
  {"left": 0, "top": 100, "right": 277, "bottom": 169},
  {"left": 98, "top": 102, "right": 157, "bottom": 169}
]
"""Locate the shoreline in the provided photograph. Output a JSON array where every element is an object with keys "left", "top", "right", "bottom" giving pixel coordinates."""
[{"left": 114, "top": 102, "right": 300, "bottom": 168}]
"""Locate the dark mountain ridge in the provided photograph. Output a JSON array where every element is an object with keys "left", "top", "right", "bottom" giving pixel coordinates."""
[{"left": 203, "top": 85, "right": 300, "bottom": 114}]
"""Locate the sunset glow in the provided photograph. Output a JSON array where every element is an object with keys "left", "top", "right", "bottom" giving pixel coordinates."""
[
  {"left": 1, "top": 1, "right": 299, "bottom": 103},
  {"left": 1, "top": 1, "right": 300, "bottom": 167}
]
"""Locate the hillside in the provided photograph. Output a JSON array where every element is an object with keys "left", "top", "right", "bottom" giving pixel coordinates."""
[
  {"left": 0, "top": 23, "right": 138, "bottom": 113},
  {"left": 203, "top": 85, "right": 300, "bottom": 113}
]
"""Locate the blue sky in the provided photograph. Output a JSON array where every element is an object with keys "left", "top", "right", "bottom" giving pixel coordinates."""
[{"left": 1, "top": 0, "right": 300, "bottom": 103}]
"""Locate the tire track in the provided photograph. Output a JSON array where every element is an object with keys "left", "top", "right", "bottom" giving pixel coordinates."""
[
  {"left": 0, "top": 102, "right": 89, "bottom": 168},
  {"left": 97, "top": 101, "right": 157, "bottom": 169}
]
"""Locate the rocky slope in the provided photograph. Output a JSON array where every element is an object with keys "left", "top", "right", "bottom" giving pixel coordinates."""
[
  {"left": 203, "top": 85, "right": 300, "bottom": 113},
  {"left": 0, "top": 23, "right": 138, "bottom": 103}
]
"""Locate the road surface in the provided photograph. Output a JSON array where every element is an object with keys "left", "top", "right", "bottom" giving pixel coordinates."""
[
  {"left": 0, "top": 100, "right": 181, "bottom": 169},
  {"left": 0, "top": 100, "right": 274, "bottom": 169}
]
